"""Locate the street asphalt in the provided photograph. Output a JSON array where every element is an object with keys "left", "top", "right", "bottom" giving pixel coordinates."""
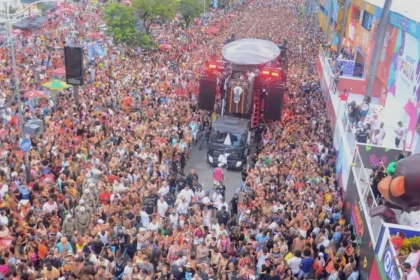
[{"left": 185, "top": 143, "right": 242, "bottom": 202}]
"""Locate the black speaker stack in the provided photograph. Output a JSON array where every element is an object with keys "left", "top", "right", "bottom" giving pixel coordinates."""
[
  {"left": 264, "top": 84, "right": 285, "bottom": 121},
  {"left": 64, "top": 46, "right": 84, "bottom": 86},
  {"left": 197, "top": 76, "right": 217, "bottom": 111}
]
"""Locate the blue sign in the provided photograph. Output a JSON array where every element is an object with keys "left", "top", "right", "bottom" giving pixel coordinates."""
[
  {"left": 20, "top": 138, "right": 31, "bottom": 153},
  {"left": 213, "top": 0, "right": 218, "bottom": 8},
  {"left": 389, "top": 12, "right": 420, "bottom": 39},
  {"left": 87, "top": 43, "right": 95, "bottom": 60},
  {"left": 383, "top": 247, "right": 400, "bottom": 280}
]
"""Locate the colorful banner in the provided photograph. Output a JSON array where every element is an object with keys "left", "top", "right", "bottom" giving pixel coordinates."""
[
  {"left": 355, "top": 143, "right": 411, "bottom": 168},
  {"left": 87, "top": 43, "right": 95, "bottom": 60},
  {"left": 369, "top": 258, "right": 382, "bottom": 280},
  {"left": 343, "top": 170, "right": 376, "bottom": 280},
  {"left": 389, "top": 12, "right": 420, "bottom": 40},
  {"left": 335, "top": 138, "right": 351, "bottom": 194},
  {"left": 377, "top": 25, "right": 398, "bottom": 84},
  {"left": 386, "top": 30, "right": 420, "bottom": 150}
]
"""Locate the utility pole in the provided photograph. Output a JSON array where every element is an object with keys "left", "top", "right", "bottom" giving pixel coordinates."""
[
  {"left": 6, "top": 1, "right": 31, "bottom": 183},
  {"left": 366, "top": 0, "right": 393, "bottom": 98},
  {"left": 203, "top": 0, "right": 206, "bottom": 14},
  {"left": 324, "top": 0, "right": 334, "bottom": 42},
  {"left": 337, "top": 0, "right": 351, "bottom": 53}
]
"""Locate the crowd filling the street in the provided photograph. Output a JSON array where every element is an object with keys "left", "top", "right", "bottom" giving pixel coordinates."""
[{"left": 0, "top": 0, "right": 367, "bottom": 279}]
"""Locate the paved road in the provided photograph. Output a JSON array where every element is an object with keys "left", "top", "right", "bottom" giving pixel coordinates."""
[{"left": 185, "top": 143, "right": 242, "bottom": 202}]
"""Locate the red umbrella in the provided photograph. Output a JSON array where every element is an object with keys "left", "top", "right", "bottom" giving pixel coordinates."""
[
  {"left": 24, "top": 90, "right": 46, "bottom": 99},
  {"left": 205, "top": 27, "right": 219, "bottom": 35},
  {"left": 55, "top": 8, "right": 72, "bottom": 14},
  {"left": 52, "top": 66, "right": 66, "bottom": 76},
  {"left": 159, "top": 44, "right": 172, "bottom": 50},
  {"left": 12, "top": 29, "right": 22, "bottom": 36},
  {"left": 87, "top": 32, "right": 103, "bottom": 39}
]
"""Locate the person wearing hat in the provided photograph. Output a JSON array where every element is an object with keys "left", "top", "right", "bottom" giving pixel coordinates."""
[{"left": 62, "top": 214, "right": 76, "bottom": 242}]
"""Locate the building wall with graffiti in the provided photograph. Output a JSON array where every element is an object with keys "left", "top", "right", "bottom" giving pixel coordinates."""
[{"left": 343, "top": 169, "right": 376, "bottom": 280}]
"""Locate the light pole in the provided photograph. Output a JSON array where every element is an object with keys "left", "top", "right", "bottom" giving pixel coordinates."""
[{"left": 1, "top": 0, "right": 58, "bottom": 183}]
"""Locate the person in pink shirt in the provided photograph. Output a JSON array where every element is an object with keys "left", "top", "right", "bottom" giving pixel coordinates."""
[{"left": 213, "top": 163, "right": 224, "bottom": 186}]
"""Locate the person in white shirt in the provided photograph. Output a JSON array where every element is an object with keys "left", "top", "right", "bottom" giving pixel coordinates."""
[
  {"left": 158, "top": 181, "right": 170, "bottom": 197},
  {"left": 395, "top": 121, "right": 406, "bottom": 148},
  {"left": 398, "top": 243, "right": 420, "bottom": 270},
  {"left": 147, "top": 217, "right": 160, "bottom": 232},
  {"left": 157, "top": 196, "right": 169, "bottom": 218},
  {"left": 287, "top": 250, "right": 302, "bottom": 276},
  {"left": 175, "top": 197, "right": 189, "bottom": 215},
  {"left": 178, "top": 186, "right": 194, "bottom": 203},
  {"left": 401, "top": 262, "right": 420, "bottom": 280},
  {"left": 0, "top": 211, "right": 8, "bottom": 226},
  {"left": 123, "top": 260, "right": 134, "bottom": 279},
  {"left": 42, "top": 197, "right": 58, "bottom": 213}
]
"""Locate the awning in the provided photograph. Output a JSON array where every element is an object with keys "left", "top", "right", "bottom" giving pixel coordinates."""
[
  {"left": 13, "top": 18, "right": 33, "bottom": 29},
  {"left": 30, "top": 16, "right": 48, "bottom": 28}
]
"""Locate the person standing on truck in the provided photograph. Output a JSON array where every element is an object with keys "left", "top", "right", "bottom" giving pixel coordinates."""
[{"left": 214, "top": 163, "right": 225, "bottom": 186}]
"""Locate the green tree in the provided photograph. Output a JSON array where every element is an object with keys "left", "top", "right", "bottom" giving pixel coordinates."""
[
  {"left": 103, "top": 2, "right": 138, "bottom": 44},
  {"left": 132, "top": 0, "right": 179, "bottom": 35},
  {"left": 179, "top": 0, "right": 202, "bottom": 28}
]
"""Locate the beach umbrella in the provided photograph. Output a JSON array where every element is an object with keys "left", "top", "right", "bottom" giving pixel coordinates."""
[
  {"left": 86, "top": 32, "right": 103, "bottom": 39},
  {"left": 24, "top": 90, "right": 47, "bottom": 99},
  {"left": 42, "top": 79, "right": 71, "bottom": 90},
  {"left": 159, "top": 44, "right": 172, "bottom": 50},
  {"left": 51, "top": 67, "right": 66, "bottom": 76},
  {"left": 205, "top": 27, "right": 219, "bottom": 35}
]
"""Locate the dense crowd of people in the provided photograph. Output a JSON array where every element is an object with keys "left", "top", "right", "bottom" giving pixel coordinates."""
[{"left": 0, "top": 0, "right": 364, "bottom": 279}]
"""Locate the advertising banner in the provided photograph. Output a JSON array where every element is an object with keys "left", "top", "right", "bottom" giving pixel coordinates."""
[
  {"left": 386, "top": 30, "right": 420, "bottom": 150},
  {"left": 355, "top": 143, "right": 411, "bottom": 169},
  {"left": 343, "top": 169, "right": 376, "bottom": 279},
  {"left": 369, "top": 258, "right": 382, "bottom": 280},
  {"left": 389, "top": 12, "right": 420, "bottom": 40},
  {"left": 335, "top": 138, "right": 351, "bottom": 194},
  {"left": 377, "top": 25, "right": 398, "bottom": 85}
]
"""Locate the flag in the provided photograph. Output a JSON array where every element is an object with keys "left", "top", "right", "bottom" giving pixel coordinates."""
[{"left": 87, "top": 43, "right": 94, "bottom": 60}]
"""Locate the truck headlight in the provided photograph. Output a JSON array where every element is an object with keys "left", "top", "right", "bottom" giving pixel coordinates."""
[
  {"left": 236, "top": 161, "right": 242, "bottom": 168},
  {"left": 208, "top": 155, "right": 213, "bottom": 163}
]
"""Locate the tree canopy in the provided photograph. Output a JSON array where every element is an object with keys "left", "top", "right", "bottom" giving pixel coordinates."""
[
  {"left": 132, "top": 0, "right": 179, "bottom": 34},
  {"left": 179, "top": 0, "right": 202, "bottom": 28},
  {"left": 103, "top": 2, "right": 138, "bottom": 44}
]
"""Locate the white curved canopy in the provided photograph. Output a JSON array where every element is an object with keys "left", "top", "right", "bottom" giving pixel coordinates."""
[{"left": 222, "top": 39, "right": 280, "bottom": 65}]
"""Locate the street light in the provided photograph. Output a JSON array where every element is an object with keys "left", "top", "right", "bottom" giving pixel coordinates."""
[{"left": 1, "top": 0, "right": 58, "bottom": 183}]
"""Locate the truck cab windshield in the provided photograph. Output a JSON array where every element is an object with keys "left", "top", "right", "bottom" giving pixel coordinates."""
[{"left": 211, "top": 130, "right": 245, "bottom": 147}]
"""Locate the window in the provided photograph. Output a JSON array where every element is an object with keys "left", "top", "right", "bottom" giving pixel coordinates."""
[
  {"left": 211, "top": 131, "right": 244, "bottom": 147},
  {"left": 362, "top": 11, "right": 373, "bottom": 31}
]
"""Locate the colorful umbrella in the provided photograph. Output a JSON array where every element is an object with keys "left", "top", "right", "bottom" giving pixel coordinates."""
[
  {"left": 12, "top": 29, "right": 22, "bottom": 36},
  {"left": 42, "top": 80, "right": 71, "bottom": 90},
  {"left": 205, "top": 27, "right": 219, "bottom": 35},
  {"left": 51, "top": 67, "right": 66, "bottom": 76},
  {"left": 159, "top": 44, "right": 172, "bottom": 50},
  {"left": 87, "top": 32, "right": 103, "bottom": 39},
  {"left": 24, "top": 90, "right": 47, "bottom": 99}
]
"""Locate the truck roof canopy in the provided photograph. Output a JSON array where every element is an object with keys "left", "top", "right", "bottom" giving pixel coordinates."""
[
  {"left": 212, "top": 116, "right": 249, "bottom": 134},
  {"left": 222, "top": 39, "right": 280, "bottom": 65}
]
